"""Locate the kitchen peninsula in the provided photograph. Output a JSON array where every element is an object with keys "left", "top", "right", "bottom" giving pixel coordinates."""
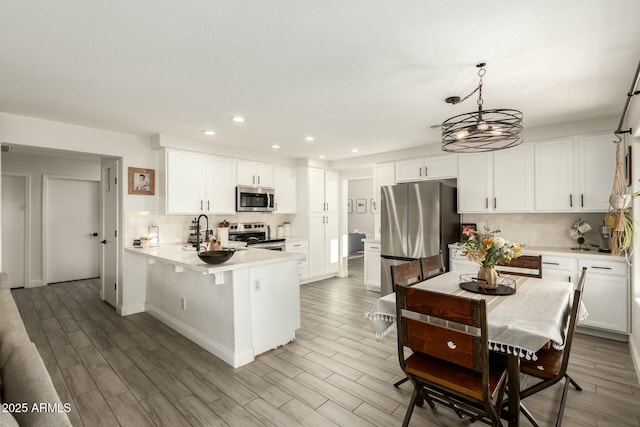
[{"left": 125, "top": 245, "right": 301, "bottom": 368}]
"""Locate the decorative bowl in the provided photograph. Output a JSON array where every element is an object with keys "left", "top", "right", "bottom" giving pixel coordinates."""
[{"left": 197, "top": 248, "right": 236, "bottom": 265}]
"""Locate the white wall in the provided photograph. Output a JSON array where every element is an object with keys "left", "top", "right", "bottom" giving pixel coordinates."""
[
  {"left": 347, "top": 178, "right": 374, "bottom": 237},
  {"left": 628, "top": 97, "right": 640, "bottom": 384},
  {"left": 1, "top": 152, "right": 101, "bottom": 286}
]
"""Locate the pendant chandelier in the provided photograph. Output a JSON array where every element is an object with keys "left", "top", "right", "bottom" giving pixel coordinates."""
[{"left": 441, "top": 63, "right": 523, "bottom": 153}]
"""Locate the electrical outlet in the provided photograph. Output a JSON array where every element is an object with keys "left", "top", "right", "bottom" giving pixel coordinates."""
[
  {"left": 254, "top": 279, "right": 260, "bottom": 291},
  {"left": 181, "top": 297, "right": 186, "bottom": 310}
]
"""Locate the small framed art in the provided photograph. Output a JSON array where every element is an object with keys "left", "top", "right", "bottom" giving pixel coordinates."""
[{"left": 128, "top": 167, "right": 155, "bottom": 195}]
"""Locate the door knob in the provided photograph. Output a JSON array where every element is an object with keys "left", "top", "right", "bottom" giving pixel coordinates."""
[{"left": 100, "top": 240, "right": 107, "bottom": 244}]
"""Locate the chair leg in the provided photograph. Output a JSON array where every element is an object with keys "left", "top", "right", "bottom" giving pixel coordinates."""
[
  {"left": 520, "top": 403, "right": 540, "bottom": 427},
  {"left": 553, "top": 375, "right": 575, "bottom": 427},
  {"left": 567, "top": 374, "right": 582, "bottom": 391},
  {"left": 402, "top": 386, "right": 420, "bottom": 427},
  {"left": 394, "top": 376, "right": 409, "bottom": 388}
]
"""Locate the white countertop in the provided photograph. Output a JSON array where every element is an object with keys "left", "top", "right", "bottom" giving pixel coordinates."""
[
  {"left": 284, "top": 236, "right": 308, "bottom": 244},
  {"left": 363, "top": 238, "right": 380, "bottom": 244},
  {"left": 448, "top": 243, "right": 625, "bottom": 261},
  {"left": 126, "top": 245, "right": 300, "bottom": 274}
]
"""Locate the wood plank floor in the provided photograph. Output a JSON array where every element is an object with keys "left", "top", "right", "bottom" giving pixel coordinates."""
[{"left": 10, "top": 258, "right": 640, "bottom": 426}]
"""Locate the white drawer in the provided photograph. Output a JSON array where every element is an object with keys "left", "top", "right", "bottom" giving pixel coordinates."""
[
  {"left": 541, "top": 256, "right": 577, "bottom": 271},
  {"left": 579, "top": 259, "right": 627, "bottom": 276},
  {"left": 286, "top": 241, "right": 308, "bottom": 251},
  {"left": 449, "top": 247, "right": 466, "bottom": 260},
  {"left": 365, "top": 242, "right": 381, "bottom": 252}
]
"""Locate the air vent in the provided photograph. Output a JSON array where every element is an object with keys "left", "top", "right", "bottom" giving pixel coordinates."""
[{"left": 1, "top": 144, "right": 12, "bottom": 153}]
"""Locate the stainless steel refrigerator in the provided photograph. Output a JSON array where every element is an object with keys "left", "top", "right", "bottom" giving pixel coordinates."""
[{"left": 380, "top": 180, "right": 460, "bottom": 295}]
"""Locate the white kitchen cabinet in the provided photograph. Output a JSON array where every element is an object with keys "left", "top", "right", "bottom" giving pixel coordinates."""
[
  {"left": 273, "top": 165, "right": 297, "bottom": 214},
  {"left": 457, "top": 144, "right": 534, "bottom": 213},
  {"left": 164, "top": 149, "right": 235, "bottom": 214},
  {"left": 449, "top": 246, "right": 478, "bottom": 272},
  {"left": 285, "top": 240, "right": 308, "bottom": 281},
  {"left": 534, "top": 134, "right": 614, "bottom": 212},
  {"left": 307, "top": 167, "right": 338, "bottom": 213},
  {"left": 372, "top": 162, "right": 395, "bottom": 214},
  {"left": 395, "top": 155, "right": 457, "bottom": 183},
  {"left": 457, "top": 152, "right": 493, "bottom": 212},
  {"left": 541, "top": 255, "right": 579, "bottom": 284},
  {"left": 237, "top": 160, "right": 274, "bottom": 188},
  {"left": 364, "top": 241, "right": 381, "bottom": 291},
  {"left": 579, "top": 258, "right": 629, "bottom": 334},
  {"left": 307, "top": 213, "right": 339, "bottom": 278}
]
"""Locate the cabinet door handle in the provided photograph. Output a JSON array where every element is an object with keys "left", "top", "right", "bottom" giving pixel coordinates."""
[
  {"left": 542, "top": 262, "right": 560, "bottom": 266},
  {"left": 581, "top": 194, "right": 584, "bottom": 207},
  {"left": 419, "top": 167, "right": 422, "bottom": 177},
  {"left": 485, "top": 198, "right": 489, "bottom": 209},
  {"left": 252, "top": 175, "right": 256, "bottom": 184},
  {"left": 568, "top": 276, "right": 572, "bottom": 282},
  {"left": 370, "top": 246, "right": 379, "bottom": 250},
  {"left": 326, "top": 203, "right": 329, "bottom": 211},
  {"left": 207, "top": 200, "right": 210, "bottom": 211},
  {"left": 425, "top": 167, "right": 428, "bottom": 176},
  {"left": 494, "top": 198, "right": 497, "bottom": 209},
  {"left": 294, "top": 244, "right": 302, "bottom": 247},
  {"left": 200, "top": 200, "right": 203, "bottom": 210},
  {"left": 372, "top": 201, "right": 376, "bottom": 211},
  {"left": 591, "top": 266, "right": 612, "bottom": 270},
  {"left": 258, "top": 176, "right": 261, "bottom": 185},
  {"left": 569, "top": 194, "right": 573, "bottom": 207}
]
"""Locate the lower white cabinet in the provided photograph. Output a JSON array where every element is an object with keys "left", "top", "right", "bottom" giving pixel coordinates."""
[
  {"left": 307, "top": 213, "right": 339, "bottom": 279},
  {"left": 285, "top": 240, "right": 308, "bottom": 282},
  {"left": 541, "top": 255, "right": 579, "bottom": 284},
  {"left": 364, "top": 241, "right": 381, "bottom": 291},
  {"left": 578, "top": 259, "right": 629, "bottom": 334}
]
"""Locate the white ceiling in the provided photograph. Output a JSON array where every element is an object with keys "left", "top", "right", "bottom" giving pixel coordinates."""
[{"left": 1, "top": 1, "right": 639, "bottom": 161}]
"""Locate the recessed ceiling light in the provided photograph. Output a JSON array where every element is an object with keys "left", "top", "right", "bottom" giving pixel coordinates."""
[
  {"left": 202, "top": 130, "right": 216, "bottom": 136},
  {"left": 351, "top": 148, "right": 359, "bottom": 153},
  {"left": 231, "top": 116, "right": 245, "bottom": 123},
  {"left": 318, "top": 154, "right": 326, "bottom": 159},
  {"left": 305, "top": 136, "right": 315, "bottom": 142},
  {"left": 271, "top": 144, "right": 280, "bottom": 149}
]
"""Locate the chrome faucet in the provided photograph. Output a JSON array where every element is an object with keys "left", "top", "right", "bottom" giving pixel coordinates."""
[{"left": 196, "top": 214, "right": 209, "bottom": 252}]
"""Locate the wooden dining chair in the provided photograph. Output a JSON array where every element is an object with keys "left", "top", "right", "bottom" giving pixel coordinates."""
[
  {"left": 420, "top": 254, "right": 445, "bottom": 280},
  {"left": 396, "top": 284, "right": 508, "bottom": 427},
  {"left": 515, "top": 266, "right": 587, "bottom": 427},
  {"left": 389, "top": 260, "right": 422, "bottom": 292},
  {"left": 496, "top": 255, "right": 542, "bottom": 278}
]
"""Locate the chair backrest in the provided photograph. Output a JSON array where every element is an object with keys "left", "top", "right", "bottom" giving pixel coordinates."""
[
  {"left": 496, "top": 255, "right": 542, "bottom": 278},
  {"left": 420, "top": 254, "right": 445, "bottom": 280},
  {"left": 558, "top": 266, "right": 587, "bottom": 373},
  {"left": 390, "top": 260, "right": 422, "bottom": 292},
  {"left": 396, "top": 284, "right": 488, "bottom": 374}
]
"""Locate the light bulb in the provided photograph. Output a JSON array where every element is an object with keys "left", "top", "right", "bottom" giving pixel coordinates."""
[
  {"left": 455, "top": 130, "right": 469, "bottom": 140},
  {"left": 477, "top": 121, "right": 489, "bottom": 131}
]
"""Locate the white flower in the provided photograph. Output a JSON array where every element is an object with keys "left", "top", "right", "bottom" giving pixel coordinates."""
[{"left": 493, "top": 236, "right": 506, "bottom": 247}]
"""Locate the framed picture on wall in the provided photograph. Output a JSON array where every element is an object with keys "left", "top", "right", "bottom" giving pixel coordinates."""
[
  {"left": 128, "top": 167, "right": 155, "bottom": 195},
  {"left": 347, "top": 199, "right": 353, "bottom": 213},
  {"left": 356, "top": 198, "right": 367, "bottom": 213},
  {"left": 460, "top": 223, "right": 477, "bottom": 242}
]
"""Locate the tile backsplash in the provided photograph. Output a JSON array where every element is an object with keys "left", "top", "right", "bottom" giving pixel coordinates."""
[
  {"left": 125, "top": 212, "right": 293, "bottom": 246},
  {"left": 461, "top": 212, "right": 608, "bottom": 249}
]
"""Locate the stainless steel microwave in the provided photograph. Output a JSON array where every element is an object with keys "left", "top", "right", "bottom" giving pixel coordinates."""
[{"left": 236, "top": 186, "right": 274, "bottom": 212}]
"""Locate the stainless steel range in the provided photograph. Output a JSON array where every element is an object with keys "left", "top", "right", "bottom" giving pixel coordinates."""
[{"left": 228, "top": 222, "right": 285, "bottom": 251}]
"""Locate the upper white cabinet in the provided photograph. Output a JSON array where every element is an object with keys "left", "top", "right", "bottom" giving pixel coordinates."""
[
  {"left": 237, "top": 160, "right": 274, "bottom": 188},
  {"left": 457, "top": 144, "right": 534, "bottom": 213},
  {"left": 534, "top": 134, "right": 614, "bottom": 212},
  {"left": 164, "top": 149, "right": 235, "bottom": 214},
  {"left": 372, "top": 163, "right": 395, "bottom": 214},
  {"left": 395, "top": 155, "right": 457, "bottom": 183},
  {"left": 273, "top": 165, "right": 297, "bottom": 214},
  {"left": 308, "top": 167, "right": 338, "bottom": 213}
]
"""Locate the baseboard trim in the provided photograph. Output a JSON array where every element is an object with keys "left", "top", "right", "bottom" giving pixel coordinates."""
[
  {"left": 28, "top": 279, "right": 44, "bottom": 288},
  {"left": 119, "top": 303, "right": 146, "bottom": 316},
  {"left": 145, "top": 303, "right": 254, "bottom": 368},
  {"left": 629, "top": 334, "right": 640, "bottom": 386}
]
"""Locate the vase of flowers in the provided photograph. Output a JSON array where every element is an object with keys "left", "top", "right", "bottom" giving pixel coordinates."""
[{"left": 459, "top": 229, "right": 522, "bottom": 289}]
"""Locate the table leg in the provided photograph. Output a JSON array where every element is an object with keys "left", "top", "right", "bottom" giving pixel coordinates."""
[{"left": 507, "top": 354, "right": 520, "bottom": 427}]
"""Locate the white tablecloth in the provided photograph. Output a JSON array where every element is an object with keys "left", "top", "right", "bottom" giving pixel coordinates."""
[{"left": 366, "top": 272, "right": 585, "bottom": 361}]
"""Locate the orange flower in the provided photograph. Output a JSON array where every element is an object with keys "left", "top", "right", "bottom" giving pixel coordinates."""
[
  {"left": 513, "top": 244, "right": 522, "bottom": 252},
  {"left": 482, "top": 237, "right": 493, "bottom": 246},
  {"left": 481, "top": 248, "right": 488, "bottom": 255}
]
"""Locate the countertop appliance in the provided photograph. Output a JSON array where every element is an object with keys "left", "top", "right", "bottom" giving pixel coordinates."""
[
  {"left": 599, "top": 225, "right": 612, "bottom": 253},
  {"left": 236, "top": 186, "right": 274, "bottom": 212},
  {"left": 229, "top": 222, "right": 285, "bottom": 250},
  {"left": 380, "top": 180, "right": 460, "bottom": 296}
]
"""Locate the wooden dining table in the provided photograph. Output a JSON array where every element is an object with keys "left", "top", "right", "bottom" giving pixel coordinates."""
[{"left": 366, "top": 271, "right": 578, "bottom": 427}]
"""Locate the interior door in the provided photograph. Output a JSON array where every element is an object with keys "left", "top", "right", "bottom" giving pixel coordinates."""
[
  {"left": 1, "top": 174, "right": 27, "bottom": 288},
  {"left": 45, "top": 177, "right": 100, "bottom": 283},
  {"left": 102, "top": 165, "right": 118, "bottom": 307}
]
